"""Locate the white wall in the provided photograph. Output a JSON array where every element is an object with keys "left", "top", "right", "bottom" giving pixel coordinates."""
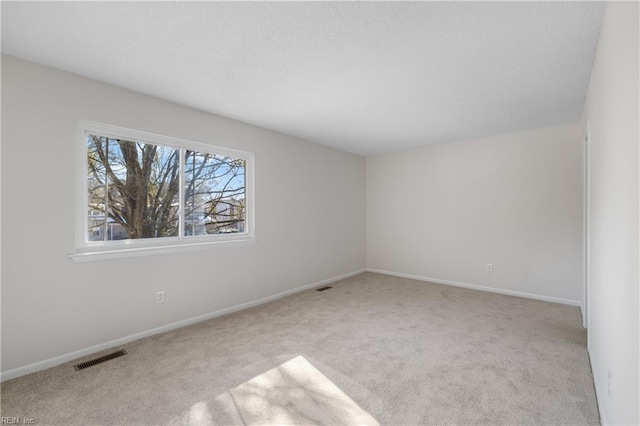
[
  {"left": 580, "top": 2, "right": 639, "bottom": 424},
  {"left": 367, "top": 124, "right": 584, "bottom": 305},
  {"left": 1, "top": 55, "right": 366, "bottom": 375}
]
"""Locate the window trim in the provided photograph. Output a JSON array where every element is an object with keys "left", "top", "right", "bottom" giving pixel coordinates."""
[{"left": 70, "top": 120, "right": 255, "bottom": 263}]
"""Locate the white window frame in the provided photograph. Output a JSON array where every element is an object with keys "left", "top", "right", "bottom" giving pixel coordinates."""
[{"left": 70, "top": 120, "right": 255, "bottom": 263}]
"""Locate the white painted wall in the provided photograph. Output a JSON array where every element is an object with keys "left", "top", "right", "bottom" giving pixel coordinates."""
[
  {"left": 580, "top": 2, "right": 639, "bottom": 424},
  {"left": 367, "top": 124, "right": 584, "bottom": 305},
  {"left": 1, "top": 55, "right": 366, "bottom": 375}
]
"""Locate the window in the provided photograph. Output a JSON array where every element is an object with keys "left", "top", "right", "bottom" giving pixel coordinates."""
[{"left": 72, "top": 121, "right": 254, "bottom": 262}]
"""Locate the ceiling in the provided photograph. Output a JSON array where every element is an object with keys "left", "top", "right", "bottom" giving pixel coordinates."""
[{"left": 1, "top": 1, "right": 604, "bottom": 156}]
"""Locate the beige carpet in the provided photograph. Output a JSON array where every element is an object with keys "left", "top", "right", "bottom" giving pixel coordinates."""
[{"left": 1, "top": 272, "right": 599, "bottom": 425}]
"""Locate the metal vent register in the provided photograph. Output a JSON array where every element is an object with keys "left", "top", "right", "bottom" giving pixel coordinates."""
[{"left": 74, "top": 349, "right": 127, "bottom": 371}]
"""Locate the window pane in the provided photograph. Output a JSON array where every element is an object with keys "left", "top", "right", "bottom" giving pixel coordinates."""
[
  {"left": 86, "top": 134, "right": 180, "bottom": 240},
  {"left": 184, "top": 151, "right": 245, "bottom": 236},
  {"left": 87, "top": 136, "right": 107, "bottom": 241}
]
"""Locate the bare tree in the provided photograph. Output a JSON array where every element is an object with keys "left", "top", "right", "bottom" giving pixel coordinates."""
[
  {"left": 87, "top": 135, "right": 244, "bottom": 240},
  {"left": 184, "top": 150, "right": 245, "bottom": 234}
]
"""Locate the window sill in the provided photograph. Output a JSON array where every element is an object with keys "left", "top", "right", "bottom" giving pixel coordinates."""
[{"left": 69, "top": 238, "right": 257, "bottom": 263}]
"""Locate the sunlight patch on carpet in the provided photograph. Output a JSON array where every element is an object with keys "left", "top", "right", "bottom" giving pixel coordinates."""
[
  {"left": 216, "top": 355, "right": 379, "bottom": 425},
  {"left": 188, "top": 401, "right": 213, "bottom": 424}
]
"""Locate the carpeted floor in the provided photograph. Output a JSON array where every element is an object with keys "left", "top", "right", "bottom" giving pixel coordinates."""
[{"left": 1, "top": 272, "right": 599, "bottom": 425}]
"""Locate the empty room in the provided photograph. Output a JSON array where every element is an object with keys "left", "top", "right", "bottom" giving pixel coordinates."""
[{"left": 1, "top": 1, "right": 638, "bottom": 425}]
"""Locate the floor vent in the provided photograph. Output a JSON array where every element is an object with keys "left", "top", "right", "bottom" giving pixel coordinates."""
[
  {"left": 74, "top": 349, "right": 127, "bottom": 371},
  {"left": 316, "top": 286, "right": 333, "bottom": 292}
]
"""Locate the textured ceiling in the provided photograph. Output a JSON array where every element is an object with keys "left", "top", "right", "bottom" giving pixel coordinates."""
[{"left": 1, "top": 2, "right": 604, "bottom": 156}]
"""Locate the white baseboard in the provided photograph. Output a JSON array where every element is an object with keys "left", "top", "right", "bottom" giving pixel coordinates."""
[
  {"left": 1, "top": 269, "right": 365, "bottom": 382},
  {"left": 366, "top": 268, "right": 582, "bottom": 307},
  {"left": 588, "top": 348, "right": 607, "bottom": 425}
]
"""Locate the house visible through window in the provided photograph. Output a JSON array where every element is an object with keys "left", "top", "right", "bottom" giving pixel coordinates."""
[{"left": 79, "top": 122, "right": 253, "bottom": 255}]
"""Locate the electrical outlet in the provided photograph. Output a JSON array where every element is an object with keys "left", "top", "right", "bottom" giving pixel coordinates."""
[
  {"left": 487, "top": 263, "right": 493, "bottom": 272},
  {"left": 156, "top": 291, "right": 165, "bottom": 304}
]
